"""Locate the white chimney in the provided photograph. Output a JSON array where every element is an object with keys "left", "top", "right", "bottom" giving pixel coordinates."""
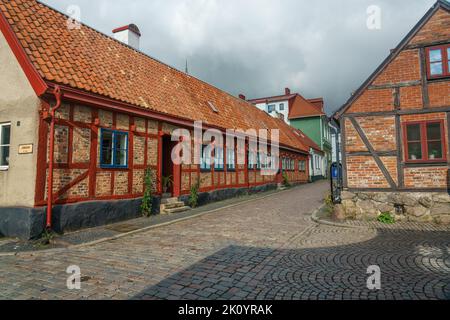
[{"left": 112, "top": 24, "right": 141, "bottom": 50}]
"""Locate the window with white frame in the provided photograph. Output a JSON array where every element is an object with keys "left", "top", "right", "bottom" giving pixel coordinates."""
[
  {"left": 200, "top": 144, "right": 212, "bottom": 171},
  {"left": 0, "top": 123, "right": 11, "bottom": 170},
  {"left": 214, "top": 146, "right": 224, "bottom": 171},
  {"left": 226, "top": 147, "right": 235, "bottom": 171}
]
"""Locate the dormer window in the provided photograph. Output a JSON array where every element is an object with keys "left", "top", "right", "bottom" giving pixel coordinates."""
[
  {"left": 426, "top": 44, "right": 450, "bottom": 79},
  {"left": 268, "top": 105, "right": 276, "bottom": 113}
]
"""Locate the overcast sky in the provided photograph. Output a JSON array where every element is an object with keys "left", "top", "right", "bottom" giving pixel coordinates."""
[{"left": 42, "top": 0, "right": 438, "bottom": 114}]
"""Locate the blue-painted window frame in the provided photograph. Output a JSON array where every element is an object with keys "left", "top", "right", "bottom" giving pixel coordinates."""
[{"left": 99, "top": 128, "right": 129, "bottom": 169}]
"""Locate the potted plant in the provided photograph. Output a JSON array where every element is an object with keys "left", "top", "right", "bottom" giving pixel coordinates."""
[
  {"left": 161, "top": 175, "right": 173, "bottom": 194},
  {"left": 429, "top": 149, "right": 440, "bottom": 160}
]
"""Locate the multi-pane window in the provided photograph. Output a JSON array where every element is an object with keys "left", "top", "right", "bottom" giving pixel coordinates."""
[
  {"left": 214, "top": 147, "right": 224, "bottom": 171},
  {"left": 226, "top": 147, "right": 235, "bottom": 171},
  {"left": 100, "top": 129, "right": 128, "bottom": 168},
  {"left": 0, "top": 123, "right": 11, "bottom": 170},
  {"left": 426, "top": 44, "right": 450, "bottom": 78},
  {"left": 200, "top": 145, "right": 212, "bottom": 171},
  {"left": 279, "top": 103, "right": 285, "bottom": 111},
  {"left": 248, "top": 150, "right": 257, "bottom": 169},
  {"left": 405, "top": 121, "right": 446, "bottom": 162},
  {"left": 298, "top": 160, "right": 306, "bottom": 172},
  {"left": 268, "top": 104, "right": 276, "bottom": 113}
]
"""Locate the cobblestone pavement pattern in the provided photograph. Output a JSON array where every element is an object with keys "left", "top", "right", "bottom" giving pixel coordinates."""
[{"left": 0, "top": 181, "right": 449, "bottom": 300}]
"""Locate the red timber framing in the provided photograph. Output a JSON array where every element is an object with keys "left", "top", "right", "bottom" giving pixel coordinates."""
[{"left": 34, "top": 88, "right": 309, "bottom": 208}]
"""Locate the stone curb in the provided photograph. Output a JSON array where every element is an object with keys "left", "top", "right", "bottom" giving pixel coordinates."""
[
  {"left": 0, "top": 185, "right": 301, "bottom": 257},
  {"left": 310, "top": 205, "right": 367, "bottom": 229}
]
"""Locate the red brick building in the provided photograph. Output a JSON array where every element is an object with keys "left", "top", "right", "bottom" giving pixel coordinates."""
[
  {"left": 335, "top": 0, "right": 450, "bottom": 223},
  {"left": 0, "top": 0, "right": 312, "bottom": 239}
]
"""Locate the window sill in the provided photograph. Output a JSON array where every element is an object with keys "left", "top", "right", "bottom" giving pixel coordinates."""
[
  {"left": 100, "top": 166, "right": 129, "bottom": 170},
  {"left": 0, "top": 167, "right": 9, "bottom": 171},
  {"left": 427, "top": 75, "right": 450, "bottom": 81},
  {"left": 404, "top": 160, "right": 447, "bottom": 166}
]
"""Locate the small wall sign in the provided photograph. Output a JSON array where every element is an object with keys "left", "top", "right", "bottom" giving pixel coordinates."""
[{"left": 18, "top": 144, "right": 33, "bottom": 154}]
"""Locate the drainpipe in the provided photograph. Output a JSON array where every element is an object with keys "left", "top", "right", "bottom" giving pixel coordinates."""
[{"left": 46, "top": 86, "right": 63, "bottom": 229}]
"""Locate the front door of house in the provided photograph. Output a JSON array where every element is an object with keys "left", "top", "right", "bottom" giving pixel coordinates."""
[{"left": 161, "top": 135, "right": 181, "bottom": 197}]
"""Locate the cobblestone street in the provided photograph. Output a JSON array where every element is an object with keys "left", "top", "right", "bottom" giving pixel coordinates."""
[{"left": 0, "top": 181, "right": 449, "bottom": 300}]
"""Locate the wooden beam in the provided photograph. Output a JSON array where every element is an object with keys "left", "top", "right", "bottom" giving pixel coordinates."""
[
  {"left": 368, "top": 81, "right": 421, "bottom": 90},
  {"left": 349, "top": 117, "right": 397, "bottom": 189},
  {"left": 53, "top": 171, "right": 90, "bottom": 201},
  {"left": 346, "top": 151, "right": 397, "bottom": 157},
  {"left": 395, "top": 114, "right": 405, "bottom": 188},
  {"left": 343, "top": 105, "right": 450, "bottom": 118},
  {"left": 419, "top": 47, "right": 430, "bottom": 108},
  {"left": 341, "top": 117, "right": 348, "bottom": 188}
]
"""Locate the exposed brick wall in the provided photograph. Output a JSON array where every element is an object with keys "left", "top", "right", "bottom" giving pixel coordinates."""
[
  {"left": 98, "top": 110, "right": 113, "bottom": 128},
  {"left": 200, "top": 172, "right": 212, "bottom": 188},
  {"left": 55, "top": 103, "right": 70, "bottom": 120},
  {"left": 53, "top": 125, "right": 69, "bottom": 163},
  {"left": 147, "top": 138, "right": 158, "bottom": 166},
  {"left": 404, "top": 167, "right": 448, "bottom": 188},
  {"left": 133, "top": 136, "right": 145, "bottom": 166},
  {"left": 132, "top": 169, "right": 144, "bottom": 194},
  {"left": 182, "top": 172, "right": 190, "bottom": 192},
  {"left": 134, "top": 117, "right": 146, "bottom": 133},
  {"left": 347, "top": 89, "right": 394, "bottom": 113},
  {"left": 347, "top": 156, "right": 389, "bottom": 188},
  {"left": 428, "top": 82, "right": 450, "bottom": 107},
  {"left": 345, "top": 120, "right": 367, "bottom": 152},
  {"left": 116, "top": 114, "right": 129, "bottom": 130},
  {"left": 45, "top": 169, "right": 89, "bottom": 200},
  {"left": 357, "top": 116, "right": 396, "bottom": 151},
  {"left": 380, "top": 156, "right": 398, "bottom": 185},
  {"left": 72, "top": 127, "right": 90, "bottom": 163},
  {"left": 400, "top": 85, "right": 423, "bottom": 109},
  {"left": 96, "top": 171, "right": 112, "bottom": 197},
  {"left": 373, "top": 50, "right": 421, "bottom": 85},
  {"left": 113, "top": 171, "right": 128, "bottom": 195},
  {"left": 409, "top": 9, "right": 450, "bottom": 45},
  {"left": 73, "top": 105, "right": 91, "bottom": 123}
]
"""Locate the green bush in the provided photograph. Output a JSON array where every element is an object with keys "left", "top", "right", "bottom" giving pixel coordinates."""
[
  {"left": 141, "top": 168, "right": 154, "bottom": 217},
  {"left": 377, "top": 212, "right": 395, "bottom": 224},
  {"left": 189, "top": 180, "right": 200, "bottom": 208},
  {"left": 282, "top": 172, "right": 291, "bottom": 187}
]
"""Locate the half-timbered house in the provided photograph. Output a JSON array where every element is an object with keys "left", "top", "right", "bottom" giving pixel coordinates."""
[
  {"left": 0, "top": 0, "right": 312, "bottom": 239},
  {"left": 336, "top": 0, "right": 450, "bottom": 223}
]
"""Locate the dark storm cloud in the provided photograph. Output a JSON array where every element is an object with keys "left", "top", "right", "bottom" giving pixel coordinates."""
[{"left": 42, "top": 0, "right": 437, "bottom": 114}]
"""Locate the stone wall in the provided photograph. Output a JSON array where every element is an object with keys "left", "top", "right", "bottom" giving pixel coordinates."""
[{"left": 337, "top": 190, "right": 450, "bottom": 224}]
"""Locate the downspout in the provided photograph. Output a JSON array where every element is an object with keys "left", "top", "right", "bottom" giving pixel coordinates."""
[{"left": 46, "top": 85, "right": 63, "bottom": 229}]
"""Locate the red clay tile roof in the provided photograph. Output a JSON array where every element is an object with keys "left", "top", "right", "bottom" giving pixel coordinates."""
[
  {"left": 247, "top": 94, "right": 297, "bottom": 105},
  {"left": 288, "top": 95, "right": 325, "bottom": 120},
  {"left": 0, "top": 0, "right": 312, "bottom": 153}
]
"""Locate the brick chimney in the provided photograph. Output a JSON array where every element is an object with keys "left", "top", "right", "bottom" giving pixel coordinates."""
[
  {"left": 238, "top": 94, "right": 246, "bottom": 100},
  {"left": 113, "top": 24, "right": 141, "bottom": 50},
  {"left": 285, "top": 88, "right": 291, "bottom": 95}
]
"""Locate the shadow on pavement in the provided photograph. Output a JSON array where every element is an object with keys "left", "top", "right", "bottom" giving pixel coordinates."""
[{"left": 132, "top": 229, "right": 450, "bottom": 300}]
